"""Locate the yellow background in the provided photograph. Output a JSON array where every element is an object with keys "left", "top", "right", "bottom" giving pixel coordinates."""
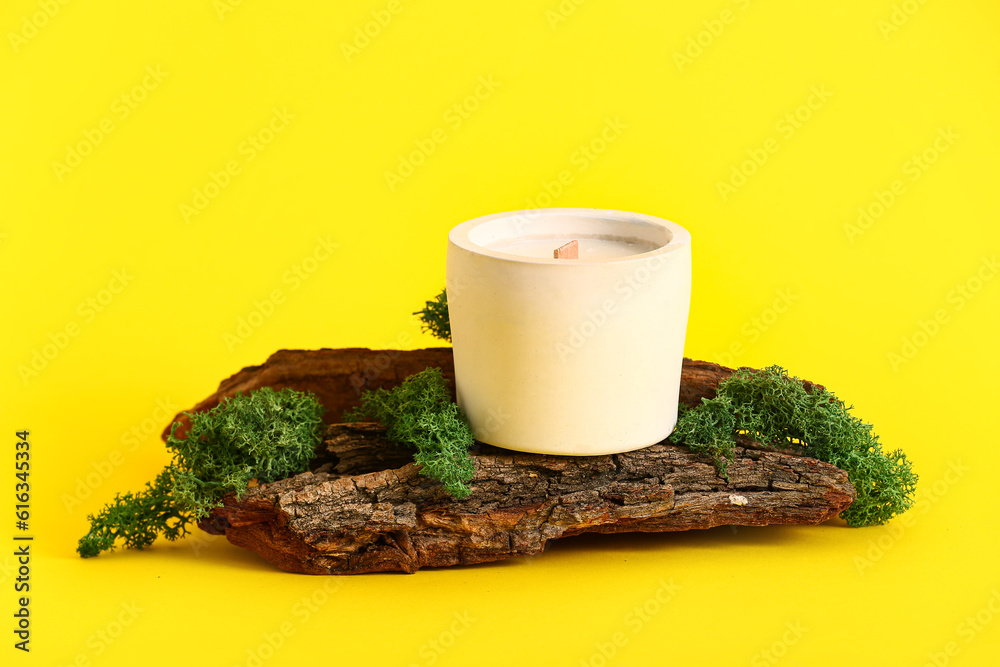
[{"left": 2, "top": 1, "right": 998, "bottom": 665}]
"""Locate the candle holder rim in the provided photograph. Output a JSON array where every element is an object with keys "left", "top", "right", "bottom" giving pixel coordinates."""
[{"left": 448, "top": 207, "right": 690, "bottom": 265}]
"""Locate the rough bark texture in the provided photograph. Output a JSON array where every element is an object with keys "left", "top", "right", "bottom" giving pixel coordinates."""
[{"left": 174, "top": 348, "right": 854, "bottom": 575}]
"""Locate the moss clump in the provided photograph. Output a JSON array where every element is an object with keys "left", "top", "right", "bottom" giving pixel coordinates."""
[
  {"left": 413, "top": 289, "right": 451, "bottom": 343},
  {"left": 671, "top": 365, "right": 917, "bottom": 527},
  {"left": 345, "top": 367, "right": 474, "bottom": 499},
  {"left": 78, "top": 387, "right": 324, "bottom": 557},
  {"left": 77, "top": 468, "right": 191, "bottom": 558},
  {"left": 168, "top": 387, "right": 325, "bottom": 518}
]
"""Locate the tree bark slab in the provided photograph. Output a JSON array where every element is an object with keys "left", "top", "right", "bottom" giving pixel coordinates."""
[{"left": 174, "top": 348, "right": 855, "bottom": 575}]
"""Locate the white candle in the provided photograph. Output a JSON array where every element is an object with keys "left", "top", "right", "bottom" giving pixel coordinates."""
[{"left": 446, "top": 208, "right": 692, "bottom": 456}]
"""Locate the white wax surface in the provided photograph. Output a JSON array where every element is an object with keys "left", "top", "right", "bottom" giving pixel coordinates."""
[{"left": 489, "top": 236, "right": 659, "bottom": 260}]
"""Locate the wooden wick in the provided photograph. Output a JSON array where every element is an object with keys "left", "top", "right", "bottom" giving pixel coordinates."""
[{"left": 554, "top": 240, "right": 579, "bottom": 259}]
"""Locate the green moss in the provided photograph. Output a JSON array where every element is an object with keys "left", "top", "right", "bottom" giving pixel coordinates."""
[
  {"left": 167, "top": 387, "right": 325, "bottom": 518},
  {"left": 345, "top": 367, "right": 474, "bottom": 499},
  {"left": 78, "top": 387, "right": 324, "bottom": 558},
  {"left": 77, "top": 467, "right": 191, "bottom": 558},
  {"left": 671, "top": 365, "right": 917, "bottom": 527},
  {"left": 413, "top": 289, "right": 451, "bottom": 343},
  {"left": 672, "top": 397, "right": 738, "bottom": 480}
]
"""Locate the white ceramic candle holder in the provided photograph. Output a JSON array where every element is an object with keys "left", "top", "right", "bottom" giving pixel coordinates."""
[{"left": 446, "top": 208, "right": 691, "bottom": 456}]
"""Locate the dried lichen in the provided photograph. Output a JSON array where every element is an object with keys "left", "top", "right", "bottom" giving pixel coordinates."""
[{"left": 671, "top": 365, "right": 917, "bottom": 527}]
